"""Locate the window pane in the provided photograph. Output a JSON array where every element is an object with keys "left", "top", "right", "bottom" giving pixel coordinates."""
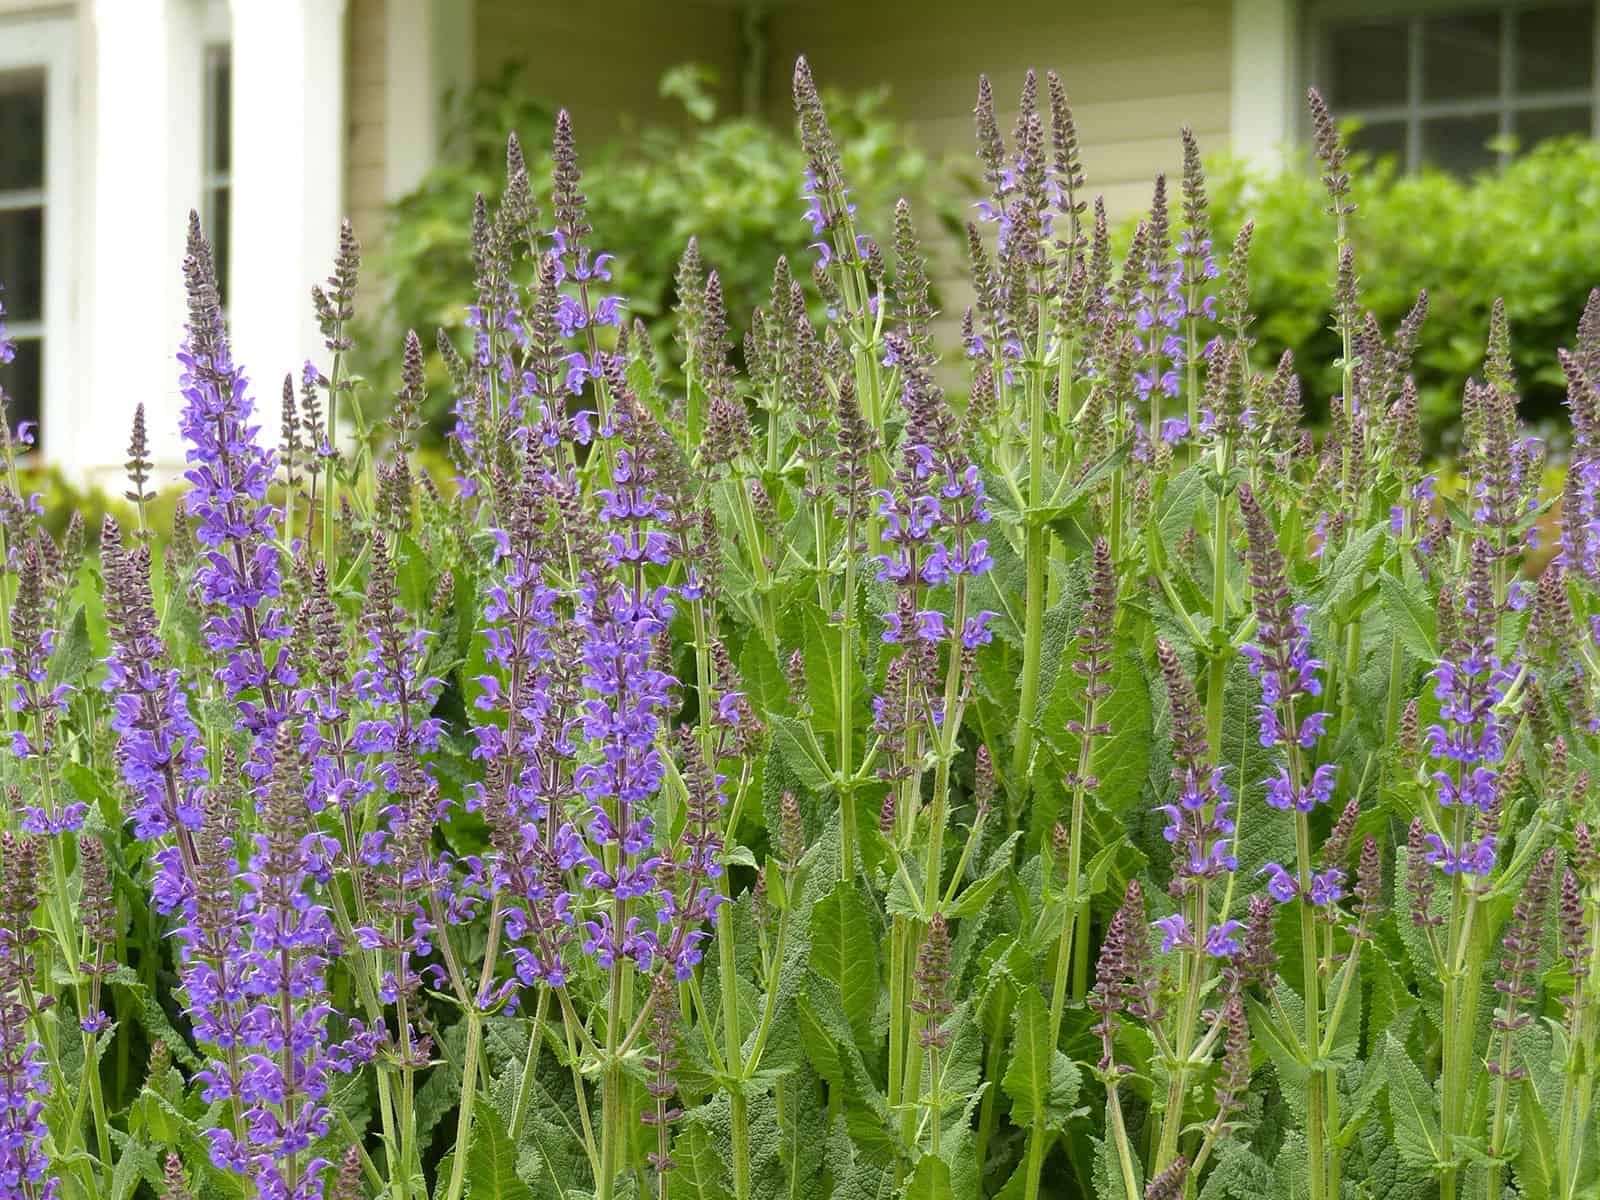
[
  {"left": 1327, "top": 18, "right": 1410, "bottom": 108},
  {"left": 1516, "top": 104, "right": 1593, "bottom": 146},
  {"left": 1422, "top": 113, "right": 1501, "bottom": 173},
  {"left": 0, "top": 208, "right": 44, "bottom": 322},
  {"left": 0, "top": 71, "right": 46, "bottom": 193},
  {"left": 1423, "top": 11, "right": 1501, "bottom": 102},
  {"left": 209, "top": 185, "right": 230, "bottom": 307},
  {"left": 1349, "top": 118, "right": 1409, "bottom": 165},
  {"left": 1518, "top": 4, "right": 1594, "bottom": 95},
  {"left": 1, "top": 336, "right": 41, "bottom": 445},
  {"left": 208, "top": 49, "right": 230, "bottom": 173}
]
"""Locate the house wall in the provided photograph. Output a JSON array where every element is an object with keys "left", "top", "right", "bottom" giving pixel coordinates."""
[
  {"left": 346, "top": 0, "right": 388, "bottom": 250},
  {"left": 764, "top": 0, "right": 1234, "bottom": 218},
  {"left": 472, "top": 0, "right": 747, "bottom": 140}
]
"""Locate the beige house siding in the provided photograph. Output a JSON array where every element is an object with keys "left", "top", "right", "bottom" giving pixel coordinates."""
[
  {"left": 473, "top": 0, "right": 747, "bottom": 140},
  {"left": 346, "top": 0, "right": 388, "bottom": 251},
  {"left": 765, "top": 0, "right": 1233, "bottom": 218},
  {"left": 763, "top": 0, "right": 1232, "bottom": 347}
]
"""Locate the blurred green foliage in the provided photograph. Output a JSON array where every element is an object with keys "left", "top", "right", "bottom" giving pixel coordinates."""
[
  {"left": 1205, "top": 135, "right": 1600, "bottom": 447},
  {"left": 358, "top": 63, "right": 960, "bottom": 435}
]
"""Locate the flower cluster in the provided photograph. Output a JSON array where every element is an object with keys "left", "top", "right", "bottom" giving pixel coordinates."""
[
  {"left": 0, "top": 835, "right": 54, "bottom": 1200},
  {"left": 1423, "top": 540, "right": 1510, "bottom": 877},
  {"left": 176, "top": 215, "right": 293, "bottom": 746}
]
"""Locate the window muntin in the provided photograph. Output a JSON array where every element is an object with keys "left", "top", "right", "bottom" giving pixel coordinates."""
[
  {"left": 1313, "top": 1, "right": 1600, "bottom": 173},
  {"left": 0, "top": 69, "right": 46, "bottom": 442}
]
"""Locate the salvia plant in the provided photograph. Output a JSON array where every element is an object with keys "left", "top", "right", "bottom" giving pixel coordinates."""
[{"left": 0, "top": 57, "right": 1596, "bottom": 1200}]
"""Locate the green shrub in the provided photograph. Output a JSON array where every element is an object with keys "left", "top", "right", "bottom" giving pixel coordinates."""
[
  {"left": 1204, "top": 135, "right": 1600, "bottom": 445},
  {"left": 361, "top": 63, "right": 959, "bottom": 434}
]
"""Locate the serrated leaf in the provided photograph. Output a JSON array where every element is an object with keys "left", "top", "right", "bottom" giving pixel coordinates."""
[
  {"left": 808, "top": 881, "right": 879, "bottom": 1050},
  {"left": 903, "top": 1154, "right": 953, "bottom": 1200},
  {"left": 1033, "top": 642, "right": 1153, "bottom": 840},
  {"left": 1384, "top": 1032, "right": 1443, "bottom": 1172},
  {"left": 945, "top": 831, "right": 1021, "bottom": 919},
  {"left": 1378, "top": 567, "right": 1437, "bottom": 661},
  {"left": 1319, "top": 524, "right": 1386, "bottom": 617},
  {"left": 466, "top": 1106, "right": 535, "bottom": 1200},
  {"left": 1001, "top": 990, "right": 1081, "bottom": 1135},
  {"left": 674, "top": 1122, "right": 731, "bottom": 1200},
  {"left": 1514, "top": 1077, "right": 1555, "bottom": 1200},
  {"left": 771, "top": 716, "right": 832, "bottom": 793}
]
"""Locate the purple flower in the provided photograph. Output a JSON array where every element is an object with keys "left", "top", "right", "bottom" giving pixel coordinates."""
[
  {"left": 1263, "top": 762, "right": 1338, "bottom": 813},
  {"left": 1423, "top": 541, "right": 1511, "bottom": 879},
  {"left": 1262, "top": 863, "right": 1298, "bottom": 904},
  {"left": 1205, "top": 920, "right": 1244, "bottom": 958},
  {"left": 176, "top": 217, "right": 293, "bottom": 747},
  {"left": 1154, "top": 913, "right": 1191, "bottom": 953}
]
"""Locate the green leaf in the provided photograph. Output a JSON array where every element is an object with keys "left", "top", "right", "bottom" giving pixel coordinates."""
[
  {"left": 1159, "top": 466, "right": 1208, "bottom": 553},
  {"left": 1318, "top": 524, "right": 1386, "bottom": 618},
  {"left": 945, "top": 831, "right": 1021, "bottom": 919},
  {"left": 674, "top": 1122, "right": 732, "bottom": 1200},
  {"left": 48, "top": 606, "right": 93, "bottom": 688},
  {"left": 465, "top": 1106, "right": 535, "bottom": 1200},
  {"left": 111, "top": 969, "right": 199, "bottom": 1069},
  {"left": 1001, "top": 990, "right": 1081, "bottom": 1134},
  {"left": 1383, "top": 1032, "right": 1443, "bottom": 1172},
  {"left": 903, "top": 1154, "right": 953, "bottom": 1200},
  {"left": 808, "top": 880, "right": 879, "bottom": 1050},
  {"left": 1378, "top": 567, "right": 1437, "bottom": 661},
  {"left": 1092, "top": 1128, "right": 1144, "bottom": 1200},
  {"left": 1198, "top": 1142, "right": 1278, "bottom": 1200},
  {"left": 1514, "top": 1078, "right": 1556, "bottom": 1200},
  {"left": 771, "top": 715, "right": 833, "bottom": 794},
  {"left": 1033, "top": 642, "right": 1153, "bottom": 841}
]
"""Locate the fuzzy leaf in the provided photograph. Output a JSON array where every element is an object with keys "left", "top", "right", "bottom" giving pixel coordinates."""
[
  {"left": 466, "top": 1106, "right": 535, "bottom": 1200},
  {"left": 903, "top": 1154, "right": 953, "bottom": 1200},
  {"left": 1378, "top": 567, "right": 1437, "bottom": 661},
  {"left": 808, "top": 879, "right": 879, "bottom": 1050},
  {"left": 1318, "top": 524, "right": 1386, "bottom": 618},
  {"left": 1001, "top": 990, "right": 1081, "bottom": 1134},
  {"left": 1383, "top": 1032, "right": 1443, "bottom": 1172},
  {"left": 673, "top": 1122, "right": 731, "bottom": 1200},
  {"left": 1033, "top": 641, "right": 1153, "bottom": 841},
  {"left": 1514, "top": 1078, "right": 1556, "bottom": 1200},
  {"left": 945, "top": 831, "right": 1022, "bottom": 919}
]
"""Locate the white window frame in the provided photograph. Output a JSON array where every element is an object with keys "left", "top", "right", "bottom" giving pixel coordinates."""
[
  {"left": 0, "top": 12, "right": 76, "bottom": 460},
  {"left": 1305, "top": 0, "right": 1600, "bottom": 171}
]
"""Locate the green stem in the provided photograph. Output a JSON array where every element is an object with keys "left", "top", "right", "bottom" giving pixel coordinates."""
[
  {"left": 509, "top": 987, "right": 552, "bottom": 1144},
  {"left": 1008, "top": 370, "right": 1048, "bottom": 816},
  {"left": 838, "top": 549, "right": 858, "bottom": 882},
  {"left": 716, "top": 871, "right": 751, "bottom": 1200},
  {"left": 973, "top": 988, "right": 1011, "bottom": 1184}
]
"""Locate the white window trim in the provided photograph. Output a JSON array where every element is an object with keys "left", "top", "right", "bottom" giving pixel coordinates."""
[
  {"left": 1304, "top": 0, "right": 1600, "bottom": 171},
  {"left": 0, "top": 11, "right": 76, "bottom": 460}
]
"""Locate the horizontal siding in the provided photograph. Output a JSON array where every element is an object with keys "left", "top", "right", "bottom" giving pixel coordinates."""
[
  {"left": 474, "top": 0, "right": 746, "bottom": 139},
  {"left": 345, "top": 0, "right": 387, "bottom": 254},
  {"left": 764, "top": 0, "right": 1234, "bottom": 349},
  {"left": 765, "top": 0, "right": 1233, "bottom": 215}
]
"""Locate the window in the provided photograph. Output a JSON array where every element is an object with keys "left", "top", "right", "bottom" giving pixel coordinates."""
[
  {"left": 0, "top": 68, "right": 47, "bottom": 442},
  {"left": 204, "top": 44, "right": 232, "bottom": 306},
  {"left": 0, "top": 17, "right": 72, "bottom": 459},
  {"left": 1310, "top": 1, "right": 1600, "bottom": 173}
]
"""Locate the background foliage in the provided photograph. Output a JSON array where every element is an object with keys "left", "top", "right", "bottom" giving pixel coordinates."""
[
  {"left": 1204, "top": 135, "right": 1600, "bottom": 444},
  {"left": 360, "top": 63, "right": 959, "bottom": 433}
]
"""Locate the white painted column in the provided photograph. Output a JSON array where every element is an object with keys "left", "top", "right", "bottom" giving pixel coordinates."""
[
  {"left": 1230, "top": 0, "right": 1297, "bottom": 171},
  {"left": 383, "top": 0, "right": 474, "bottom": 199},
  {"left": 383, "top": 0, "right": 438, "bottom": 201},
  {"left": 228, "top": 0, "right": 348, "bottom": 403},
  {"left": 81, "top": 0, "right": 179, "bottom": 481}
]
